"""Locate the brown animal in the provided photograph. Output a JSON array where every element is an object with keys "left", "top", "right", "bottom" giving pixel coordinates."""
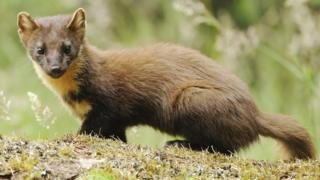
[{"left": 17, "top": 8, "right": 316, "bottom": 159}]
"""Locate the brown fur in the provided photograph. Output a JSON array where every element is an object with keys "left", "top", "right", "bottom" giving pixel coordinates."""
[{"left": 17, "top": 8, "right": 316, "bottom": 159}]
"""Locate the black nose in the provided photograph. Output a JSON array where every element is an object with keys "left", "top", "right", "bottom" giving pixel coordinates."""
[{"left": 50, "top": 66, "right": 62, "bottom": 75}]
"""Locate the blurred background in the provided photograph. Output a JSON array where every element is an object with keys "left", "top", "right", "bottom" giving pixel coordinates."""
[{"left": 0, "top": 0, "right": 319, "bottom": 160}]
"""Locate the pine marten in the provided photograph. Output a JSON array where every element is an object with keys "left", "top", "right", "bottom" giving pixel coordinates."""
[{"left": 17, "top": 8, "right": 315, "bottom": 159}]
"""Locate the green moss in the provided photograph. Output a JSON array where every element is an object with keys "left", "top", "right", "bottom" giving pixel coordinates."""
[
  {"left": 7, "top": 153, "right": 39, "bottom": 172},
  {"left": 85, "top": 167, "right": 119, "bottom": 180},
  {"left": 0, "top": 135, "right": 319, "bottom": 179},
  {"left": 58, "top": 145, "right": 75, "bottom": 157}
]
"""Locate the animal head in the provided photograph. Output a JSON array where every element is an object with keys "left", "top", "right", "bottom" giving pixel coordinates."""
[{"left": 17, "top": 8, "right": 86, "bottom": 78}]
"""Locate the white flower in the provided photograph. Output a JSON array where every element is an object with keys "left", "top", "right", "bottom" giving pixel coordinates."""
[
  {"left": 0, "top": 90, "right": 11, "bottom": 121},
  {"left": 27, "top": 92, "right": 56, "bottom": 129}
]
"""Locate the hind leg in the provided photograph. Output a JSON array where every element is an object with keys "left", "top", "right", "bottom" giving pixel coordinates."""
[
  {"left": 170, "top": 85, "right": 260, "bottom": 154},
  {"left": 165, "top": 140, "right": 234, "bottom": 155}
]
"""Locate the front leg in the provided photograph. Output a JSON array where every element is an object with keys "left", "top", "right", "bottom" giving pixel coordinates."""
[{"left": 79, "top": 114, "right": 127, "bottom": 142}]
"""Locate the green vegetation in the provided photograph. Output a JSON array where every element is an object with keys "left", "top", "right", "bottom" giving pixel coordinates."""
[
  {"left": 0, "top": 0, "right": 319, "bottom": 160},
  {"left": 0, "top": 135, "right": 319, "bottom": 179}
]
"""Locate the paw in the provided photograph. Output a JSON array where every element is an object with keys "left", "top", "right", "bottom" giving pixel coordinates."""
[{"left": 164, "top": 140, "right": 192, "bottom": 148}]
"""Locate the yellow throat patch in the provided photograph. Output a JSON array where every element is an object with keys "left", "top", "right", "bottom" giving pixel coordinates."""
[{"left": 32, "top": 60, "right": 91, "bottom": 121}]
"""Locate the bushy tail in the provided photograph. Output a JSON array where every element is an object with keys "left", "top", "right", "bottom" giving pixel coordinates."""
[{"left": 257, "top": 113, "right": 316, "bottom": 159}]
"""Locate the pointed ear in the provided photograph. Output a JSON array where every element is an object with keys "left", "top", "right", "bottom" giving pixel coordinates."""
[
  {"left": 17, "top": 12, "right": 39, "bottom": 45},
  {"left": 67, "top": 8, "right": 86, "bottom": 40}
]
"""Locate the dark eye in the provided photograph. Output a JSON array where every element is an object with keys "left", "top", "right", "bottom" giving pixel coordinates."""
[
  {"left": 36, "top": 47, "right": 45, "bottom": 55},
  {"left": 63, "top": 45, "right": 71, "bottom": 55}
]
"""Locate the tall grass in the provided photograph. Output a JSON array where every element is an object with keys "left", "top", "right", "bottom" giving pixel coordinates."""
[{"left": 0, "top": 0, "right": 319, "bottom": 159}]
